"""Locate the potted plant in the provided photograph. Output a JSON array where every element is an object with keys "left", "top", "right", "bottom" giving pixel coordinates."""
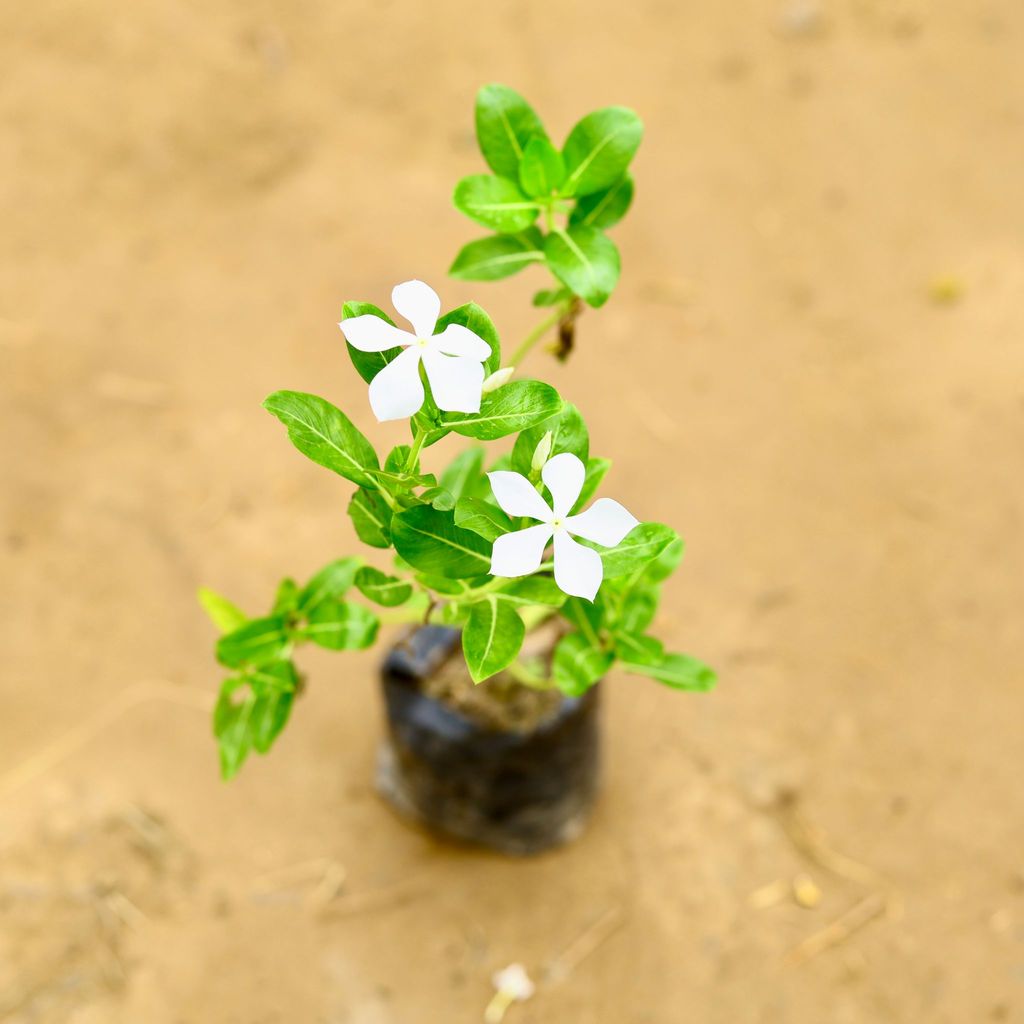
[{"left": 200, "top": 84, "right": 715, "bottom": 855}]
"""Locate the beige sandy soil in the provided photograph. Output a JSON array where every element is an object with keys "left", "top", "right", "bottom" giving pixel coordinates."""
[{"left": 2, "top": 1, "right": 1023, "bottom": 1020}]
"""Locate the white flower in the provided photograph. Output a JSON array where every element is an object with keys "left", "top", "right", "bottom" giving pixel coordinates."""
[
  {"left": 338, "top": 279, "right": 491, "bottom": 422},
  {"left": 488, "top": 452, "right": 639, "bottom": 601}
]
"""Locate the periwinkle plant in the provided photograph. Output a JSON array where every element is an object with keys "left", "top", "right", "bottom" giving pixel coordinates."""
[{"left": 200, "top": 86, "right": 713, "bottom": 780}]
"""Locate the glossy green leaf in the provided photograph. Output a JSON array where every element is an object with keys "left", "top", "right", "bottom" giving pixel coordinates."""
[
  {"left": 297, "top": 558, "right": 361, "bottom": 614},
  {"left": 518, "top": 136, "right": 566, "bottom": 197},
  {"left": 198, "top": 587, "right": 247, "bottom": 634},
  {"left": 439, "top": 447, "right": 486, "bottom": 501},
  {"left": 561, "top": 106, "right": 643, "bottom": 197},
  {"left": 462, "top": 596, "right": 525, "bottom": 683},
  {"left": 449, "top": 234, "right": 545, "bottom": 281},
  {"left": 614, "top": 632, "right": 664, "bottom": 666},
  {"left": 354, "top": 566, "right": 414, "bottom": 607},
  {"left": 553, "top": 632, "right": 613, "bottom": 696},
  {"left": 413, "top": 574, "right": 488, "bottom": 597},
  {"left": 577, "top": 457, "right": 611, "bottom": 508},
  {"left": 216, "top": 615, "right": 289, "bottom": 669},
  {"left": 453, "top": 496, "right": 514, "bottom": 542},
  {"left": 301, "top": 600, "right": 379, "bottom": 650},
  {"left": 263, "top": 390, "right": 379, "bottom": 488},
  {"left": 544, "top": 226, "right": 620, "bottom": 308},
  {"left": 599, "top": 523, "right": 679, "bottom": 579},
  {"left": 419, "top": 487, "right": 456, "bottom": 511},
  {"left": 215, "top": 665, "right": 297, "bottom": 778},
  {"left": 495, "top": 576, "right": 566, "bottom": 608},
  {"left": 435, "top": 303, "right": 501, "bottom": 375},
  {"left": 348, "top": 488, "right": 392, "bottom": 548},
  {"left": 271, "top": 578, "right": 300, "bottom": 615},
  {"left": 453, "top": 174, "right": 538, "bottom": 233},
  {"left": 622, "top": 652, "right": 716, "bottom": 691},
  {"left": 340, "top": 302, "right": 404, "bottom": 385},
  {"left": 512, "top": 401, "right": 589, "bottom": 475},
  {"left": 532, "top": 286, "right": 572, "bottom": 308},
  {"left": 562, "top": 596, "right": 604, "bottom": 646},
  {"left": 391, "top": 505, "right": 492, "bottom": 579},
  {"left": 445, "top": 380, "right": 562, "bottom": 441},
  {"left": 475, "top": 83, "right": 549, "bottom": 179},
  {"left": 570, "top": 174, "right": 635, "bottom": 229}
]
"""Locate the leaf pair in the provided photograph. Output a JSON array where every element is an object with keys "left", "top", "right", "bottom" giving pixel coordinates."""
[{"left": 450, "top": 84, "right": 642, "bottom": 308}]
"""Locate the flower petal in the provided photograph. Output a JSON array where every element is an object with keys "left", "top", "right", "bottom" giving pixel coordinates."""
[
  {"left": 367, "top": 347, "right": 424, "bottom": 422},
  {"left": 565, "top": 498, "right": 640, "bottom": 546},
  {"left": 487, "top": 471, "right": 552, "bottom": 522},
  {"left": 338, "top": 314, "right": 411, "bottom": 353},
  {"left": 553, "top": 531, "right": 604, "bottom": 601},
  {"left": 490, "top": 524, "right": 553, "bottom": 578},
  {"left": 392, "top": 279, "right": 440, "bottom": 338},
  {"left": 421, "top": 350, "right": 485, "bottom": 414},
  {"left": 542, "top": 452, "right": 586, "bottom": 518},
  {"left": 431, "top": 323, "right": 492, "bottom": 361}
]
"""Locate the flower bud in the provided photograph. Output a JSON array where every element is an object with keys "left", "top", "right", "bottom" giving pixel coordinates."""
[
  {"left": 531, "top": 431, "right": 553, "bottom": 473},
  {"left": 481, "top": 366, "right": 515, "bottom": 393}
]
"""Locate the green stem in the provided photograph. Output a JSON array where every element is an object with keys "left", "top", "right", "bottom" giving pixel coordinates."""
[
  {"left": 506, "top": 658, "right": 555, "bottom": 690},
  {"left": 511, "top": 307, "right": 564, "bottom": 366},
  {"left": 405, "top": 427, "right": 427, "bottom": 473}
]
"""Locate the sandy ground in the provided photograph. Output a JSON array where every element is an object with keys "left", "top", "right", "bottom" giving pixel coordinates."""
[{"left": 2, "top": 0, "right": 1023, "bottom": 1020}]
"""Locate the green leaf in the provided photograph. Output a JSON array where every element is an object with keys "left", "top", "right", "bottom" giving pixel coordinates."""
[
  {"left": 445, "top": 380, "right": 562, "bottom": 441},
  {"left": 532, "top": 286, "right": 572, "bottom": 307},
  {"left": 453, "top": 496, "right": 514, "bottom": 542},
  {"left": 263, "top": 390, "right": 379, "bottom": 488},
  {"left": 385, "top": 444, "right": 416, "bottom": 474},
  {"left": 439, "top": 447, "right": 486, "bottom": 500},
  {"left": 340, "top": 302, "right": 404, "bottom": 385},
  {"left": 298, "top": 558, "right": 361, "bottom": 614},
  {"left": 570, "top": 173, "right": 635, "bottom": 229},
  {"left": 435, "top": 303, "right": 501, "bottom": 375},
  {"left": 348, "top": 488, "right": 392, "bottom": 548},
  {"left": 365, "top": 467, "right": 437, "bottom": 494},
  {"left": 562, "top": 596, "right": 604, "bottom": 646},
  {"left": 614, "top": 632, "right": 664, "bottom": 666},
  {"left": 518, "top": 136, "right": 566, "bottom": 197},
  {"left": 391, "top": 505, "right": 492, "bottom": 579},
  {"left": 301, "top": 600, "right": 379, "bottom": 650},
  {"left": 618, "top": 586, "right": 657, "bottom": 633},
  {"left": 216, "top": 615, "right": 289, "bottom": 669},
  {"left": 622, "top": 652, "right": 716, "bottom": 691},
  {"left": 214, "top": 660, "right": 299, "bottom": 778},
  {"left": 544, "top": 226, "right": 620, "bottom": 308},
  {"left": 354, "top": 566, "right": 414, "bottom": 608},
  {"left": 553, "top": 632, "right": 613, "bottom": 696},
  {"left": 419, "top": 486, "right": 456, "bottom": 511},
  {"left": 198, "top": 587, "right": 247, "bottom": 634},
  {"left": 414, "top": 574, "right": 488, "bottom": 597},
  {"left": 600, "top": 523, "right": 679, "bottom": 579},
  {"left": 495, "top": 576, "right": 566, "bottom": 608},
  {"left": 512, "top": 401, "right": 589, "bottom": 474},
  {"left": 561, "top": 106, "right": 643, "bottom": 197},
  {"left": 577, "top": 457, "right": 611, "bottom": 508},
  {"left": 475, "top": 83, "right": 548, "bottom": 180},
  {"left": 449, "top": 234, "right": 544, "bottom": 282},
  {"left": 453, "top": 174, "right": 538, "bottom": 233},
  {"left": 271, "top": 578, "right": 300, "bottom": 614},
  {"left": 462, "top": 596, "right": 525, "bottom": 683},
  {"left": 214, "top": 676, "right": 254, "bottom": 778}
]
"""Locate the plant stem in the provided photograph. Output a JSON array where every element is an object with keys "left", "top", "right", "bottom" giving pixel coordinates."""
[
  {"left": 405, "top": 427, "right": 427, "bottom": 473},
  {"left": 506, "top": 658, "right": 555, "bottom": 690},
  {"left": 511, "top": 307, "right": 564, "bottom": 366}
]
